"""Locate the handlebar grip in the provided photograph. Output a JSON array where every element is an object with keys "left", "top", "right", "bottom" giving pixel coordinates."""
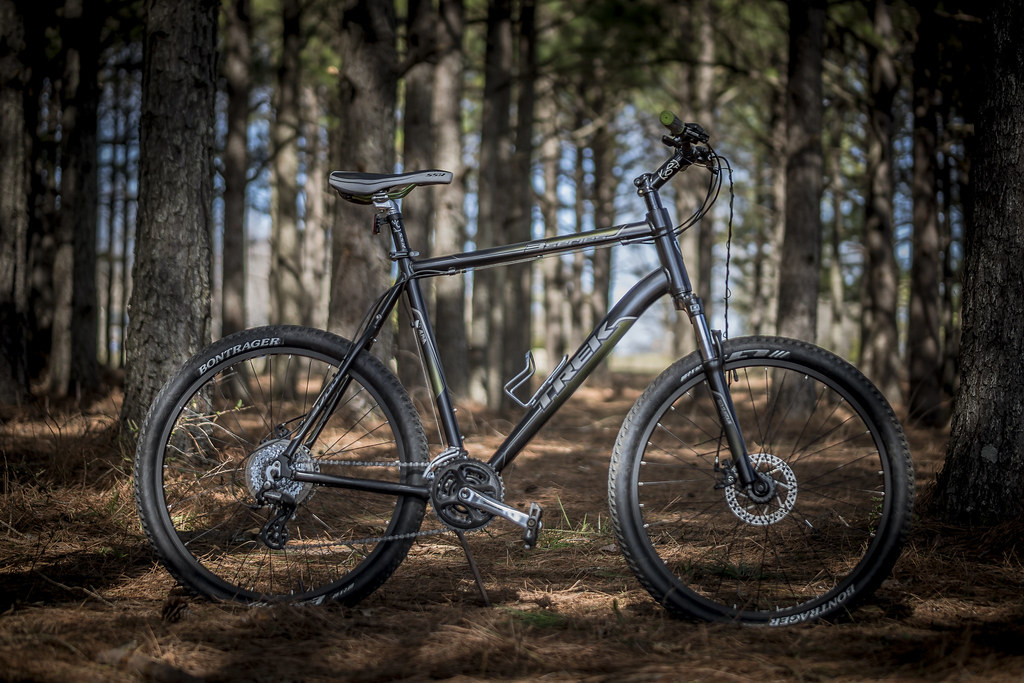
[
  {"left": 660, "top": 110, "right": 686, "bottom": 136},
  {"left": 659, "top": 110, "right": 710, "bottom": 144}
]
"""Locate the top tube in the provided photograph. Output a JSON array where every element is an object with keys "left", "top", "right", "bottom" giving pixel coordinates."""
[{"left": 409, "top": 220, "right": 652, "bottom": 277}]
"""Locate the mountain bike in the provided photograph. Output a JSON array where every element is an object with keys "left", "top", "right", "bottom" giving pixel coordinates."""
[{"left": 133, "top": 112, "right": 914, "bottom": 626}]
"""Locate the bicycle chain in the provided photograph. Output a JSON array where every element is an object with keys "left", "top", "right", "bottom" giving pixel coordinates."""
[
  {"left": 314, "top": 459, "right": 428, "bottom": 469},
  {"left": 298, "top": 527, "right": 447, "bottom": 550},
  {"left": 297, "top": 457, "right": 442, "bottom": 548}
]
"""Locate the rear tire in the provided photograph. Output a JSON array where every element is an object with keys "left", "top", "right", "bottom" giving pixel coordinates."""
[
  {"left": 134, "top": 326, "right": 429, "bottom": 604},
  {"left": 608, "top": 336, "right": 914, "bottom": 625}
]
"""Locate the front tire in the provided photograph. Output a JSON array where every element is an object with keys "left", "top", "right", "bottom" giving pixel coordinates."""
[
  {"left": 134, "top": 326, "right": 429, "bottom": 605},
  {"left": 608, "top": 336, "right": 914, "bottom": 625}
]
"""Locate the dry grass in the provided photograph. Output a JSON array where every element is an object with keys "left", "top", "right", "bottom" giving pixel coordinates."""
[{"left": 2, "top": 380, "right": 1024, "bottom": 681}]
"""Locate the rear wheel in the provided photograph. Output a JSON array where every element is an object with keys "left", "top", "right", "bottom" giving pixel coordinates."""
[
  {"left": 609, "top": 336, "right": 914, "bottom": 625},
  {"left": 134, "top": 326, "right": 429, "bottom": 604}
]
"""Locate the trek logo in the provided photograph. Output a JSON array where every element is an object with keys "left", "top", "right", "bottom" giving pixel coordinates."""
[
  {"left": 535, "top": 316, "right": 637, "bottom": 410},
  {"left": 199, "top": 337, "right": 282, "bottom": 374}
]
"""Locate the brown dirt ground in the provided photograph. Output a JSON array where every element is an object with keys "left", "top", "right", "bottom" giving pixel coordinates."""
[{"left": 2, "top": 376, "right": 1024, "bottom": 682}]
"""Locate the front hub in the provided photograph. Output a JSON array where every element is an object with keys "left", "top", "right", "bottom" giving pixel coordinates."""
[{"left": 724, "top": 452, "right": 797, "bottom": 526}]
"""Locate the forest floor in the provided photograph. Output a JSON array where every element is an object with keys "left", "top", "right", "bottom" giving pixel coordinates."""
[{"left": 2, "top": 375, "right": 1024, "bottom": 682}]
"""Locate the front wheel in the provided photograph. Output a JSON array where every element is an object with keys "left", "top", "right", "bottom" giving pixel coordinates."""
[
  {"left": 134, "top": 326, "right": 429, "bottom": 605},
  {"left": 608, "top": 336, "right": 914, "bottom": 625}
]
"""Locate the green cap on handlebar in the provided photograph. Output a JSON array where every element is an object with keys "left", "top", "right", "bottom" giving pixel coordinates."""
[{"left": 660, "top": 110, "right": 685, "bottom": 135}]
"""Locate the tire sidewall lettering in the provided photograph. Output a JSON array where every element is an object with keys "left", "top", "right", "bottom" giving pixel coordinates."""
[{"left": 198, "top": 337, "right": 282, "bottom": 375}]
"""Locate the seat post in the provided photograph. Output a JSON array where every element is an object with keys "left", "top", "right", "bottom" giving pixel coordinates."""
[{"left": 371, "top": 193, "right": 413, "bottom": 258}]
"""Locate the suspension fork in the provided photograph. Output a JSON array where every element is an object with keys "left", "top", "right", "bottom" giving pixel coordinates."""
[{"left": 638, "top": 175, "right": 760, "bottom": 491}]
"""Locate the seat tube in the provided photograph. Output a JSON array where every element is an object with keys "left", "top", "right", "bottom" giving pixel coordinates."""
[{"left": 379, "top": 198, "right": 466, "bottom": 453}]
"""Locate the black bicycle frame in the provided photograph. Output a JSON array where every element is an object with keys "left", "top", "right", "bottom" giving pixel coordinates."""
[{"left": 292, "top": 164, "right": 757, "bottom": 497}]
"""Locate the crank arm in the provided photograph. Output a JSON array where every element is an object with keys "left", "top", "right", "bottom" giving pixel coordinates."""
[{"left": 457, "top": 487, "right": 543, "bottom": 548}]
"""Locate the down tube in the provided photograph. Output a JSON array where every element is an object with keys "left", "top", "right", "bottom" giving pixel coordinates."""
[{"left": 489, "top": 269, "right": 671, "bottom": 472}]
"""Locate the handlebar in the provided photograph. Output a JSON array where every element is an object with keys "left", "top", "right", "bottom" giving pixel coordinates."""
[
  {"left": 659, "top": 110, "right": 710, "bottom": 145},
  {"left": 633, "top": 111, "right": 715, "bottom": 194}
]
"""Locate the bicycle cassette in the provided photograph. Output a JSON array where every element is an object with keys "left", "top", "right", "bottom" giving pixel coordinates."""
[{"left": 430, "top": 457, "right": 505, "bottom": 531}]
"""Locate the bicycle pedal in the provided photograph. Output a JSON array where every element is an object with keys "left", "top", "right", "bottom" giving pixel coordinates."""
[{"left": 522, "top": 503, "right": 543, "bottom": 550}]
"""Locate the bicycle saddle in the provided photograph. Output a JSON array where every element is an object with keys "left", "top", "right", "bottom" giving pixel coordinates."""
[{"left": 329, "top": 169, "right": 452, "bottom": 203}]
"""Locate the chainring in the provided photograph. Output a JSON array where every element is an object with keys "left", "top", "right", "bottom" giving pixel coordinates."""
[{"left": 430, "top": 457, "right": 504, "bottom": 531}]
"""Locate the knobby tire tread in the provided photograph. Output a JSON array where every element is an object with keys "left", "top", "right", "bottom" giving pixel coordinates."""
[
  {"left": 608, "top": 336, "right": 914, "bottom": 625},
  {"left": 134, "top": 325, "right": 428, "bottom": 606}
]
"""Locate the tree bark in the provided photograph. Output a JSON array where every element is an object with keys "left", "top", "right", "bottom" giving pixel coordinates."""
[
  {"left": 300, "top": 83, "right": 328, "bottom": 329},
  {"left": 271, "top": 0, "right": 303, "bottom": 327},
  {"left": 826, "top": 113, "right": 848, "bottom": 357},
  {"left": 431, "top": 0, "right": 469, "bottom": 397},
  {"left": 694, "top": 0, "right": 715, "bottom": 318},
  {"left": 932, "top": 0, "right": 1024, "bottom": 523},
  {"left": 539, "top": 88, "right": 566, "bottom": 364},
  {"left": 470, "top": 0, "right": 513, "bottom": 406},
  {"left": 0, "top": 0, "right": 31, "bottom": 404},
  {"left": 398, "top": 0, "right": 437, "bottom": 390},
  {"left": 907, "top": 3, "right": 944, "bottom": 426},
  {"left": 49, "top": 0, "right": 102, "bottom": 397},
  {"left": 776, "top": 0, "right": 824, "bottom": 343},
  {"left": 221, "top": 0, "right": 251, "bottom": 337},
  {"left": 121, "top": 0, "right": 217, "bottom": 433},
  {"left": 328, "top": 0, "right": 396, "bottom": 358},
  {"left": 502, "top": 0, "right": 536, "bottom": 409},
  {"left": 859, "top": 0, "right": 902, "bottom": 402}
]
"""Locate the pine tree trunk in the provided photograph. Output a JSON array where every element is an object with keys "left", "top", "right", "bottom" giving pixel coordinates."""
[
  {"left": 539, "top": 91, "right": 566, "bottom": 364},
  {"left": 49, "top": 0, "right": 101, "bottom": 397},
  {"left": 907, "top": 4, "right": 944, "bottom": 426},
  {"left": 300, "top": 83, "right": 328, "bottom": 329},
  {"left": 694, "top": 0, "right": 715, "bottom": 318},
  {"left": 749, "top": 158, "right": 771, "bottom": 337},
  {"left": 122, "top": 0, "right": 217, "bottom": 433},
  {"left": 471, "top": 0, "right": 513, "bottom": 406},
  {"left": 859, "top": 0, "right": 902, "bottom": 402},
  {"left": 777, "top": 0, "right": 824, "bottom": 343},
  {"left": 827, "top": 129, "right": 848, "bottom": 356},
  {"left": 328, "top": 0, "right": 396, "bottom": 358},
  {"left": 431, "top": 0, "right": 469, "bottom": 397},
  {"left": 502, "top": 0, "right": 536, "bottom": 409},
  {"left": 271, "top": 0, "right": 303, "bottom": 327},
  {"left": 939, "top": 152, "right": 959, "bottom": 399},
  {"left": 25, "top": 53, "right": 60, "bottom": 381},
  {"left": 666, "top": 8, "right": 693, "bottom": 359},
  {"left": 0, "top": 0, "right": 31, "bottom": 404},
  {"left": 221, "top": 0, "right": 251, "bottom": 337},
  {"left": 589, "top": 110, "right": 614, "bottom": 383},
  {"left": 590, "top": 121, "right": 614, "bottom": 328},
  {"left": 932, "top": 0, "right": 1024, "bottom": 523},
  {"left": 397, "top": 0, "right": 437, "bottom": 390}
]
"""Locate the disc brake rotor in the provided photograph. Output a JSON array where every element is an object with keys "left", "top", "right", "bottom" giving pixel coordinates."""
[
  {"left": 244, "top": 439, "right": 318, "bottom": 505},
  {"left": 724, "top": 452, "right": 797, "bottom": 526}
]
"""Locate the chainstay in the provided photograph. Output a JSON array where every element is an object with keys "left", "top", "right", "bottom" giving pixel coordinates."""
[{"left": 300, "top": 458, "right": 440, "bottom": 548}]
